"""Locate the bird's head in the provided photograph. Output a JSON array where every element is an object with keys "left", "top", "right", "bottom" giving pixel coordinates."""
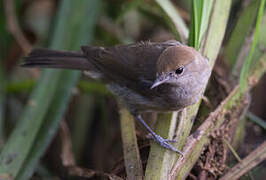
[{"left": 151, "top": 45, "right": 211, "bottom": 90}]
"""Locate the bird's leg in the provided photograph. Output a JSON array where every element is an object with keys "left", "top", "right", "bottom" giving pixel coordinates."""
[{"left": 135, "top": 114, "right": 183, "bottom": 156}]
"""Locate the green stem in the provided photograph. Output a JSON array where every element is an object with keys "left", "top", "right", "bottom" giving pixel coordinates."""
[{"left": 120, "top": 108, "right": 143, "bottom": 179}]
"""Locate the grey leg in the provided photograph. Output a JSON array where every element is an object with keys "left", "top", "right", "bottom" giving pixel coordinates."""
[{"left": 136, "top": 114, "right": 183, "bottom": 156}]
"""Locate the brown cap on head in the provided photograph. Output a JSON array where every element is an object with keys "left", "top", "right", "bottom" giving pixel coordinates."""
[{"left": 157, "top": 45, "right": 199, "bottom": 74}]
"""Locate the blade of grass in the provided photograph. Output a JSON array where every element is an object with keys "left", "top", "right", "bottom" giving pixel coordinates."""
[
  {"left": 17, "top": 1, "right": 101, "bottom": 179},
  {"left": 247, "top": 112, "right": 266, "bottom": 130},
  {"left": 0, "top": 0, "right": 101, "bottom": 179},
  {"left": 224, "top": 0, "right": 259, "bottom": 68},
  {"left": 202, "top": 0, "right": 232, "bottom": 67},
  {"left": 189, "top": 0, "right": 213, "bottom": 50},
  {"left": 155, "top": 0, "right": 189, "bottom": 42},
  {"left": 223, "top": 139, "right": 242, "bottom": 162},
  {"left": 232, "top": 12, "right": 266, "bottom": 81},
  {"left": 0, "top": 70, "right": 60, "bottom": 177},
  {"left": 251, "top": 14, "right": 266, "bottom": 65},
  {"left": 16, "top": 72, "right": 79, "bottom": 179},
  {"left": 144, "top": 112, "right": 178, "bottom": 180},
  {"left": 232, "top": 14, "right": 266, "bottom": 79},
  {"left": 188, "top": 0, "right": 199, "bottom": 48},
  {"left": 198, "top": 1, "right": 213, "bottom": 49},
  {"left": 224, "top": 137, "right": 255, "bottom": 180},
  {"left": 239, "top": 0, "right": 265, "bottom": 92},
  {"left": 120, "top": 108, "right": 143, "bottom": 179},
  {"left": 223, "top": 139, "right": 255, "bottom": 180}
]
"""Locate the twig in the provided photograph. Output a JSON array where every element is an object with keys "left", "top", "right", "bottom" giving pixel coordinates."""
[
  {"left": 59, "top": 120, "right": 124, "bottom": 179},
  {"left": 60, "top": 120, "right": 76, "bottom": 167},
  {"left": 223, "top": 139, "right": 255, "bottom": 180},
  {"left": 220, "top": 141, "right": 266, "bottom": 180},
  {"left": 4, "top": 0, "right": 32, "bottom": 54}
]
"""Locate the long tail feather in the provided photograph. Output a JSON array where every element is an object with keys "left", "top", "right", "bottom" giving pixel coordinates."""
[{"left": 22, "top": 48, "right": 92, "bottom": 70}]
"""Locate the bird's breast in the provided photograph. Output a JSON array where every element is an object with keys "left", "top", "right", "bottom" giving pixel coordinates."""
[{"left": 106, "top": 78, "right": 204, "bottom": 112}]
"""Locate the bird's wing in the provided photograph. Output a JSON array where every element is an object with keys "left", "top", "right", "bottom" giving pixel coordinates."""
[{"left": 81, "top": 40, "right": 181, "bottom": 88}]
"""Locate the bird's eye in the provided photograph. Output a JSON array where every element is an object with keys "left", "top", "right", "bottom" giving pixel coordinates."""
[{"left": 175, "top": 67, "right": 184, "bottom": 74}]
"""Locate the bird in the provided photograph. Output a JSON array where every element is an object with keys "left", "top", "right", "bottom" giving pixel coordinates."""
[{"left": 22, "top": 40, "right": 211, "bottom": 155}]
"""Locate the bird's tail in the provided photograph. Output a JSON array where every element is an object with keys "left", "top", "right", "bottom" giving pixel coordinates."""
[{"left": 22, "top": 48, "right": 92, "bottom": 70}]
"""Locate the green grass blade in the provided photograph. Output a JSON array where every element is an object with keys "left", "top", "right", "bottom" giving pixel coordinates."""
[
  {"left": 17, "top": 72, "right": 81, "bottom": 179},
  {"left": 247, "top": 112, "right": 266, "bottom": 130},
  {"left": 189, "top": 0, "right": 213, "bottom": 50},
  {"left": 202, "top": 0, "right": 232, "bottom": 67},
  {"left": 0, "top": 71, "right": 60, "bottom": 177},
  {"left": 144, "top": 113, "right": 178, "bottom": 180},
  {"left": 120, "top": 108, "right": 143, "bottom": 179},
  {"left": 199, "top": 1, "right": 213, "bottom": 48},
  {"left": 0, "top": 0, "right": 101, "bottom": 179},
  {"left": 239, "top": 0, "right": 265, "bottom": 92},
  {"left": 191, "top": 0, "right": 200, "bottom": 48},
  {"left": 251, "top": 14, "right": 266, "bottom": 64},
  {"left": 224, "top": 0, "right": 259, "bottom": 68},
  {"left": 18, "top": 1, "right": 101, "bottom": 179},
  {"left": 155, "top": 0, "right": 189, "bottom": 42}
]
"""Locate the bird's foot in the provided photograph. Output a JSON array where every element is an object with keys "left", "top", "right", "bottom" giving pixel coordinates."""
[
  {"left": 151, "top": 134, "right": 183, "bottom": 156},
  {"left": 147, "top": 133, "right": 176, "bottom": 143},
  {"left": 135, "top": 114, "right": 183, "bottom": 155}
]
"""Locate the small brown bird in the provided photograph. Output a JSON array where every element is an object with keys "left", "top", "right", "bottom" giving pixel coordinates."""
[{"left": 22, "top": 40, "right": 211, "bottom": 154}]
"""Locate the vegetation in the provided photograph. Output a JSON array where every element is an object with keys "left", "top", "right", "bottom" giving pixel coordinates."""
[{"left": 0, "top": 0, "right": 265, "bottom": 179}]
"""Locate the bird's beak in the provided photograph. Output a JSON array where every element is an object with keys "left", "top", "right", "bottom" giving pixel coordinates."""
[{"left": 150, "top": 75, "right": 170, "bottom": 89}]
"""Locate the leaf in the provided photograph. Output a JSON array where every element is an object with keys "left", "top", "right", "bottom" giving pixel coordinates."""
[
  {"left": 189, "top": 0, "right": 213, "bottom": 50},
  {"left": 0, "top": 0, "right": 101, "bottom": 179},
  {"left": 239, "top": 0, "right": 265, "bottom": 92},
  {"left": 224, "top": 0, "right": 259, "bottom": 68},
  {"left": 155, "top": 0, "right": 189, "bottom": 42}
]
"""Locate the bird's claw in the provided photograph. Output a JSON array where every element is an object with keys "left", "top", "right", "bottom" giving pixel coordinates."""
[
  {"left": 147, "top": 134, "right": 177, "bottom": 143},
  {"left": 164, "top": 139, "right": 177, "bottom": 143},
  {"left": 152, "top": 134, "right": 183, "bottom": 156},
  {"left": 136, "top": 114, "right": 183, "bottom": 156}
]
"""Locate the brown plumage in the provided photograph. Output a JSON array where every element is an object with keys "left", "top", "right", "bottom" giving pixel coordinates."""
[
  {"left": 22, "top": 40, "right": 211, "bottom": 154},
  {"left": 23, "top": 41, "right": 179, "bottom": 81}
]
